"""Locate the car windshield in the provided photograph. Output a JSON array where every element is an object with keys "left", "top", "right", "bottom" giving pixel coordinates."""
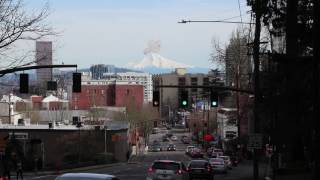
[
  {"left": 153, "top": 162, "right": 180, "bottom": 170},
  {"left": 189, "top": 161, "right": 208, "bottom": 168},
  {"left": 220, "top": 156, "right": 230, "bottom": 160},
  {"left": 209, "top": 158, "right": 224, "bottom": 164}
]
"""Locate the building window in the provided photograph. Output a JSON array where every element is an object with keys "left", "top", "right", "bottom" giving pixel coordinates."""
[
  {"left": 178, "top": 77, "right": 186, "bottom": 86},
  {"left": 127, "top": 89, "right": 130, "bottom": 95},
  {"left": 101, "top": 90, "right": 104, "bottom": 94},
  {"left": 203, "top": 77, "right": 209, "bottom": 86}
]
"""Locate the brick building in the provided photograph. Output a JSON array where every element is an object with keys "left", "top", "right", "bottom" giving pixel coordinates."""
[{"left": 70, "top": 82, "right": 143, "bottom": 110}]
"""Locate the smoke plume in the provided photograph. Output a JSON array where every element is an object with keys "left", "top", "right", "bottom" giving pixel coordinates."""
[{"left": 143, "top": 40, "right": 161, "bottom": 55}]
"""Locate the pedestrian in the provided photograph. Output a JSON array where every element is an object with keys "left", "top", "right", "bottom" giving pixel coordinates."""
[
  {"left": 4, "top": 159, "right": 11, "bottom": 180},
  {"left": 126, "top": 151, "right": 130, "bottom": 162},
  {"left": 16, "top": 160, "right": 23, "bottom": 180}
]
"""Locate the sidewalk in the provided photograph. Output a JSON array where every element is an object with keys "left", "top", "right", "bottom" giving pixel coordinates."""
[
  {"left": 21, "top": 162, "right": 126, "bottom": 177},
  {"left": 128, "top": 154, "right": 145, "bottom": 164}
]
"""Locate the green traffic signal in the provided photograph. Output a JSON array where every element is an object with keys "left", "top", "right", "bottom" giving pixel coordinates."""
[
  {"left": 182, "top": 100, "right": 187, "bottom": 106},
  {"left": 211, "top": 101, "right": 217, "bottom": 107}
]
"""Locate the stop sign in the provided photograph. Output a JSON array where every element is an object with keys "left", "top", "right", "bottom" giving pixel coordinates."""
[{"left": 204, "top": 134, "right": 214, "bottom": 142}]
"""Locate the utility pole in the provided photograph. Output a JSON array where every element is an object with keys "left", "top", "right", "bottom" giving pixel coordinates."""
[
  {"left": 8, "top": 93, "right": 11, "bottom": 124},
  {"left": 252, "top": 0, "right": 262, "bottom": 179},
  {"left": 313, "top": 0, "right": 320, "bottom": 179}
]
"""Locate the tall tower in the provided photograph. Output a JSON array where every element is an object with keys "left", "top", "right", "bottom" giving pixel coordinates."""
[{"left": 36, "top": 41, "right": 52, "bottom": 86}]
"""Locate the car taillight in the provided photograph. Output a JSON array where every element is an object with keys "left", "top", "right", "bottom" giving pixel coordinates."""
[
  {"left": 207, "top": 165, "right": 212, "bottom": 172},
  {"left": 148, "top": 167, "right": 154, "bottom": 173},
  {"left": 186, "top": 167, "right": 191, "bottom": 172},
  {"left": 176, "top": 169, "right": 183, "bottom": 175}
]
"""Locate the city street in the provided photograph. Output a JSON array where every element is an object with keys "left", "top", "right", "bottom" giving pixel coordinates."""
[{"left": 23, "top": 127, "right": 260, "bottom": 180}]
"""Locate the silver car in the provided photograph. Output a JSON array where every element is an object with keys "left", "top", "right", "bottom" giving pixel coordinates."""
[
  {"left": 55, "top": 173, "right": 119, "bottom": 180},
  {"left": 146, "top": 160, "right": 188, "bottom": 180},
  {"left": 209, "top": 158, "right": 227, "bottom": 173},
  {"left": 219, "top": 155, "right": 232, "bottom": 169}
]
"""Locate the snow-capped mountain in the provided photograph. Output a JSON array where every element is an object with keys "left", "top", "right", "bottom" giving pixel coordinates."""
[
  {"left": 127, "top": 52, "right": 209, "bottom": 74},
  {"left": 130, "top": 53, "right": 194, "bottom": 69}
]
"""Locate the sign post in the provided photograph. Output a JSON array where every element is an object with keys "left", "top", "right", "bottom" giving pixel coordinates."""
[{"left": 247, "top": 133, "right": 263, "bottom": 150}]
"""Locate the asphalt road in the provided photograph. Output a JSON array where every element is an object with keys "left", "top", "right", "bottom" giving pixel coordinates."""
[{"left": 23, "top": 127, "right": 259, "bottom": 180}]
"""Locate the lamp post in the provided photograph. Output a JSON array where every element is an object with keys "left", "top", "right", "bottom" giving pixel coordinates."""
[{"left": 104, "top": 125, "right": 107, "bottom": 153}]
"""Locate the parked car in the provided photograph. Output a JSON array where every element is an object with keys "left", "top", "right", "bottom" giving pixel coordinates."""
[
  {"left": 146, "top": 160, "right": 188, "bottom": 180},
  {"left": 187, "top": 160, "right": 213, "bottom": 180},
  {"left": 55, "top": 173, "right": 119, "bottom": 180},
  {"left": 219, "top": 155, "right": 232, "bottom": 169},
  {"left": 167, "top": 144, "right": 176, "bottom": 151},
  {"left": 209, "top": 158, "right": 227, "bottom": 173},
  {"left": 149, "top": 145, "right": 162, "bottom": 152},
  {"left": 185, "top": 146, "right": 195, "bottom": 155},
  {"left": 190, "top": 148, "right": 204, "bottom": 158}
]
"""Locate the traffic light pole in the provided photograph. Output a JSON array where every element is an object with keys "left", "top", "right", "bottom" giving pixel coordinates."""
[
  {"left": 0, "top": 64, "right": 78, "bottom": 77},
  {"left": 156, "top": 85, "right": 253, "bottom": 94}
]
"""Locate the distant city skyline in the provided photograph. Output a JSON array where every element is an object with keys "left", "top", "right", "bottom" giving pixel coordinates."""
[{"left": 26, "top": 0, "right": 251, "bottom": 69}]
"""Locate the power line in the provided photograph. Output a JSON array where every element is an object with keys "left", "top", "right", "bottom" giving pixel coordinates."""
[
  {"left": 178, "top": 19, "right": 254, "bottom": 24},
  {"left": 237, "top": 0, "right": 244, "bottom": 30}
]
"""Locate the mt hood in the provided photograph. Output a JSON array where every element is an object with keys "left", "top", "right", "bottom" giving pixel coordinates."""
[{"left": 130, "top": 53, "right": 194, "bottom": 69}]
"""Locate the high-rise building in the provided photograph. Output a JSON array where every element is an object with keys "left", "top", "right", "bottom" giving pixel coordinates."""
[
  {"left": 103, "top": 72, "right": 153, "bottom": 102},
  {"left": 36, "top": 41, "right": 52, "bottom": 86},
  {"left": 90, "top": 64, "right": 115, "bottom": 79}
]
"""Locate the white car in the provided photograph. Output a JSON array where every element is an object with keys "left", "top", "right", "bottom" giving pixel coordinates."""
[
  {"left": 55, "top": 173, "right": 119, "bottom": 180},
  {"left": 185, "top": 146, "right": 195, "bottom": 155},
  {"left": 146, "top": 160, "right": 188, "bottom": 180}
]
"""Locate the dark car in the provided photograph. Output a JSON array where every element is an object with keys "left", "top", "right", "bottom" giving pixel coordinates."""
[
  {"left": 166, "top": 133, "right": 173, "bottom": 138},
  {"left": 162, "top": 136, "right": 170, "bottom": 142},
  {"left": 187, "top": 160, "right": 214, "bottom": 180},
  {"left": 190, "top": 148, "right": 204, "bottom": 158},
  {"left": 55, "top": 173, "right": 119, "bottom": 180},
  {"left": 149, "top": 145, "right": 162, "bottom": 152},
  {"left": 230, "top": 155, "right": 239, "bottom": 166},
  {"left": 167, "top": 144, "right": 176, "bottom": 151}
]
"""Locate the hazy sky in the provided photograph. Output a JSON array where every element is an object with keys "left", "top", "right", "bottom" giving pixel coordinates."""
[{"left": 27, "top": 0, "right": 251, "bottom": 69}]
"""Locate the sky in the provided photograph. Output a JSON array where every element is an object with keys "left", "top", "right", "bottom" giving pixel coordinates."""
[{"left": 25, "top": 0, "right": 251, "bottom": 69}]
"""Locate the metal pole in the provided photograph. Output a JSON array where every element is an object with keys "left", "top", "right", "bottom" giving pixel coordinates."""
[
  {"left": 104, "top": 128, "right": 107, "bottom": 153},
  {"left": 9, "top": 93, "right": 11, "bottom": 124}
]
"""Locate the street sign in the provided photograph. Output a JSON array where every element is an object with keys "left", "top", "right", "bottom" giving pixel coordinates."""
[
  {"left": 9, "top": 132, "right": 28, "bottom": 140},
  {"left": 247, "top": 133, "right": 263, "bottom": 150}
]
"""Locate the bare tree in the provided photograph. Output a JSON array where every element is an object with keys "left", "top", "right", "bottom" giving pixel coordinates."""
[
  {"left": 210, "top": 29, "right": 252, "bottom": 89},
  {"left": 0, "top": 0, "right": 55, "bottom": 69}
]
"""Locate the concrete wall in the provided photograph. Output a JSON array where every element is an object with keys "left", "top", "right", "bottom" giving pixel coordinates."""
[{"left": 0, "top": 128, "right": 129, "bottom": 169}]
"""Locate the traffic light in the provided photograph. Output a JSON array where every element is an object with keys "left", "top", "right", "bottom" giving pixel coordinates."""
[
  {"left": 73, "top": 73, "right": 81, "bottom": 93},
  {"left": 19, "top": 74, "right": 29, "bottom": 94},
  {"left": 180, "top": 90, "right": 188, "bottom": 108},
  {"left": 210, "top": 90, "right": 218, "bottom": 107},
  {"left": 153, "top": 91, "right": 159, "bottom": 107}
]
